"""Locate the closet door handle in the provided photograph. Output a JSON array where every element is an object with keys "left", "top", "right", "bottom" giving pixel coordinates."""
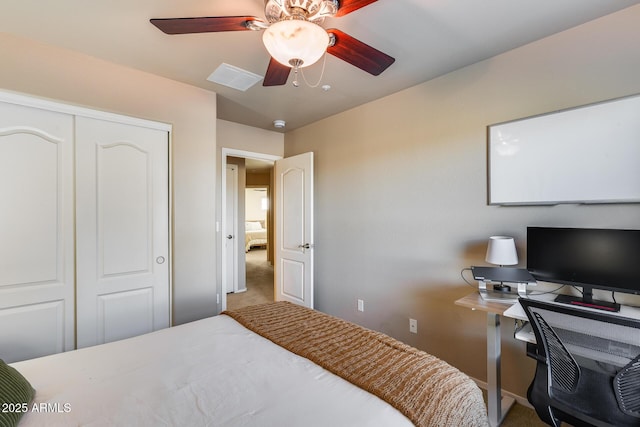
[
  {"left": 227, "top": 235, "right": 233, "bottom": 240},
  {"left": 156, "top": 256, "right": 166, "bottom": 264}
]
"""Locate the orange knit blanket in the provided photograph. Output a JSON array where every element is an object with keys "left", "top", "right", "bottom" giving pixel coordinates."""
[{"left": 224, "top": 302, "right": 488, "bottom": 427}]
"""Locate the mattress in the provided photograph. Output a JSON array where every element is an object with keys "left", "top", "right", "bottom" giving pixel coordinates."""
[
  {"left": 11, "top": 314, "right": 414, "bottom": 426},
  {"left": 245, "top": 229, "right": 267, "bottom": 251}
]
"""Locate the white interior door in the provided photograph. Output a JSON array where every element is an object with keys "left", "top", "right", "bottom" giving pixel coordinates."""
[
  {"left": 275, "top": 152, "right": 314, "bottom": 308},
  {"left": 0, "top": 102, "right": 75, "bottom": 363},
  {"left": 225, "top": 164, "right": 239, "bottom": 294},
  {"left": 75, "top": 117, "right": 169, "bottom": 348}
]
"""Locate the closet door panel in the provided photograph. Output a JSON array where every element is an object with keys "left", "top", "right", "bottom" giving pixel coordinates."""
[
  {"left": 97, "top": 288, "right": 153, "bottom": 343},
  {"left": 2, "top": 133, "right": 58, "bottom": 284},
  {"left": 100, "top": 143, "right": 150, "bottom": 275},
  {"left": 0, "top": 102, "right": 75, "bottom": 363},
  {"left": 75, "top": 117, "right": 169, "bottom": 349},
  {"left": 0, "top": 301, "right": 65, "bottom": 363}
]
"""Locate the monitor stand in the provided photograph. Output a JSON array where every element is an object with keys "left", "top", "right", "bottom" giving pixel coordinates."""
[{"left": 478, "top": 280, "right": 530, "bottom": 303}]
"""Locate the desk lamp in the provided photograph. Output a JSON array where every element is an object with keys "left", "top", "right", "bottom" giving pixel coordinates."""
[{"left": 485, "top": 236, "right": 518, "bottom": 292}]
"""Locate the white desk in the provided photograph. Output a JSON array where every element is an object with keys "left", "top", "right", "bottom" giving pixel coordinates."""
[
  {"left": 505, "top": 295, "right": 640, "bottom": 369},
  {"left": 505, "top": 294, "right": 640, "bottom": 322},
  {"left": 455, "top": 292, "right": 516, "bottom": 427}
]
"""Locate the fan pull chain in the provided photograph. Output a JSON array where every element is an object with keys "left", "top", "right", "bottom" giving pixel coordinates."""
[
  {"left": 292, "top": 65, "right": 300, "bottom": 87},
  {"left": 289, "top": 53, "right": 328, "bottom": 88},
  {"left": 288, "top": 58, "right": 303, "bottom": 87},
  {"left": 300, "top": 52, "right": 327, "bottom": 88}
]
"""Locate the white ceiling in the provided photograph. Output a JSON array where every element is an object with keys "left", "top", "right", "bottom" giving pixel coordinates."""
[{"left": 2, "top": 0, "right": 638, "bottom": 131}]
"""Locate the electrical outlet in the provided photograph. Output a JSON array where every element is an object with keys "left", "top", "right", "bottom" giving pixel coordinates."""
[
  {"left": 357, "top": 299, "right": 364, "bottom": 312},
  {"left": 409, "top": 318, "right": 418, "bottom": 334}
]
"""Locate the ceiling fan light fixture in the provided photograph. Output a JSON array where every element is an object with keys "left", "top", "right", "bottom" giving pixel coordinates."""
[
  {"left": 264, "top": 0, "right": 338, "bottom": 23},
  {"left": 262, "top": 19, "right": 329, "bottom": 68}
]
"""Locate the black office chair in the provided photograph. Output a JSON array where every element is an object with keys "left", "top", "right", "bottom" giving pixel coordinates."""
[{"left": 519, "top": 298, "right": 640, "bottom": 427}]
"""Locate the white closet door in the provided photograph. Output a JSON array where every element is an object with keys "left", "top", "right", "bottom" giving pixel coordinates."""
[
  {"left": 0, "top": 102, "right": 75, "bottom": 363},
  {"left": 75, "top": 117, "right": 169, "bottom": 348}
]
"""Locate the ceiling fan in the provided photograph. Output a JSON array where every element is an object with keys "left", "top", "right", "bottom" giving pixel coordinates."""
[{"left": 150, "top": 0, "right": 395, "bottom": 86}]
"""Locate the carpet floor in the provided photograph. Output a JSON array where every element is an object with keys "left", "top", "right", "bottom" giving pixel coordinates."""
[
  {"left": 485, "top": 393, "right": 547, "bottom": 426},
  {"left": 226, "top": 248, "right": 274, "bottom": 311}
]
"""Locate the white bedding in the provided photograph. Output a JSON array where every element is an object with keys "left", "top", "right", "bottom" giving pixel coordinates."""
[
  {"left": 11, "top": 314, "right": 413, "bottom": 426},
  {"left": 245, "top": 229, "right": 267, "bottom": 252}
]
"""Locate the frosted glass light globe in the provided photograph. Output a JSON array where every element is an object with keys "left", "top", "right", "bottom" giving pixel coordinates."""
[{"left": 263, "top": 19, "right": 329, "bottom": 68}]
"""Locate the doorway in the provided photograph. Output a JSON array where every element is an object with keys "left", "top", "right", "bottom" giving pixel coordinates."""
[
  {"left": 220, "top": 149, "right": 314, "bottom": 311},
  {"left": 221, "top": 149, "right": 280, "bottom": 311}
]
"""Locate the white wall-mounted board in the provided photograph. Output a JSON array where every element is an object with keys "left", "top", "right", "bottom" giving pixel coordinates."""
[{"left": 488, "top": 94, "right": 640, "bottom": 205}]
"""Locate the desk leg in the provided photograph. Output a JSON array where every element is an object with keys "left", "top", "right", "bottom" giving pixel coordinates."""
[{"left": 486, "top": 312, "right": 515, "bottom": 427}]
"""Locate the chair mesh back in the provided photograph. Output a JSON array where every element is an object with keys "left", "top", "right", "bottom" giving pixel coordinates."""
[
  {"left": 532, "top": 311, "right": 580, "bottom": 393},
  {"left": 614, "top": 355, "right": 640, "bottom": 418}
]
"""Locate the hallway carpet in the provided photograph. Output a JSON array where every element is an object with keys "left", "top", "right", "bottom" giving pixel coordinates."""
[{"left": 227, "top": 248, "right": 274, "bottom": 310}]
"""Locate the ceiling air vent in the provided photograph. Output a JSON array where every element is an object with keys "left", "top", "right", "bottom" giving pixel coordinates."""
[{"left": 207, "top": 63, "right": 262, "bottom": 91}]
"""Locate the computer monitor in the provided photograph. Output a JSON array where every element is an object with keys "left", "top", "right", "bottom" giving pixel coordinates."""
[{"left": 527, "top": 226, "right": 640, "bottom": 312}]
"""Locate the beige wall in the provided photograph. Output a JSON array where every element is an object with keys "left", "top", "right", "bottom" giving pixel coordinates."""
[
  {"left": 246, "top": 172, "right": 271, "bottom": 187},
  {"left": 284, "top": 6, "right": 640, "bottom": 398},
  {"left": 0, "top": 32, "right": 218, "bottom": 325},
  {"left": 217, "top": 119, "right": 284, "bottom": 156}
]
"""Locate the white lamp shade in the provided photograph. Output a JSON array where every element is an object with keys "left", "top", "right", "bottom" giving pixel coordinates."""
[
  {"left": 262, "top": 19, "right": 329, "bottom": 68},
  {"left": 485, "top": 236, "right": 518, "bottom": 265}
]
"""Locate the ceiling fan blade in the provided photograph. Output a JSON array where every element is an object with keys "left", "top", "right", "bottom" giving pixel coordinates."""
[
  {"left": 335, "top": 0, "right": 378, "bottom": 17},
  {"left": 150, "top": 16, "right": 260, "bottom": 34},
  {"left": 326, "top": 29, "right": 395, "bottom": 76},
  {"left": 263, "top": 58, "right": 291, "bottom": 86}
]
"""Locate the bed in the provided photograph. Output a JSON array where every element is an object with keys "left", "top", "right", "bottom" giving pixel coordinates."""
[
  {"left": 244, "top": 220, "right": 267, "bottom": 252},
  {"left": 5, "top": 302, "right": 488, "bottom": 427}
]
